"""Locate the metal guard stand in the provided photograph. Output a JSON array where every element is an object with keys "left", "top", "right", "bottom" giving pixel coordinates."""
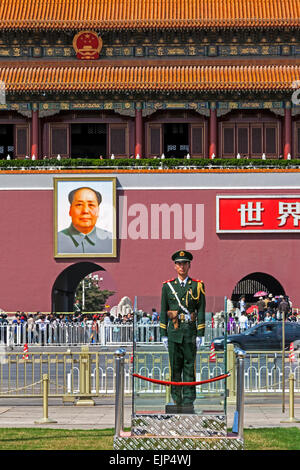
[{"left": 113, "top": 348, "right": 245, "bottom": 451}]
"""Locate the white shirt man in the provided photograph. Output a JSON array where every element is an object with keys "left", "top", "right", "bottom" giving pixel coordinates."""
[
  {"left": 239, "top": 313, "right": 248, "bottom": 331},
  {"left": 239, "top": 297, "right": 246, "bottom": 317}
]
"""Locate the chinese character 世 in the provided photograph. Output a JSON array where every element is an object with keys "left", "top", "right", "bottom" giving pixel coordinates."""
[{"left": 237, "top": 202, "right": 264, "bottom": 227}]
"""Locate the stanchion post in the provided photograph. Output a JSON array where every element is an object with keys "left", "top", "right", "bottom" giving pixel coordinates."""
[
  {"left": 115, "top": 348, "right": 126, "bottom": 437},
  {"left": 34, "top": 374, "right": 57, "bottom": 424},
  {"left": 62, "top": 350, "right": 75, "bottom": 404},
  {"left": 280, "top": 373, "right": 300, "bottom": 423},
  {"left": 76, "top": 345, "right": 95, "bottom": 406},
  {"left": 236, "top": 349, "right": 246, "bottom": 439},
  {"left": 227, "top": 344, "right": 236, "bottom": 404}
]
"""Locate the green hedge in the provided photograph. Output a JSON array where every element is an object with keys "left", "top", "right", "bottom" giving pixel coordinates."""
[{"left": 1, "top": 157, "right": 300, "bottom": 170}]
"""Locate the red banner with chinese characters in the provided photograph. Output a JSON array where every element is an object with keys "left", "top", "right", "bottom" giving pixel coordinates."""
[{"left": 217, "top": 195, "right": 300, "bottom": 233}]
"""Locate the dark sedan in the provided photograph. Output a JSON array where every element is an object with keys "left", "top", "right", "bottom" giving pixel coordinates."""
[{"left": 212, "top": 321, "right": 300, "bottom": 351}]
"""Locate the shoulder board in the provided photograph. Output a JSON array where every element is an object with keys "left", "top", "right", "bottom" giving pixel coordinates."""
[
  {"left": 191, "top": 279, "right": 203, "bottom": 283},
  {"left": 163, "top": 278, "right": 176, "bottom": 284}
]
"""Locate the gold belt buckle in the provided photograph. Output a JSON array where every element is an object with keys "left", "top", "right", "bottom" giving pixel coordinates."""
[{"left": 179, "top": 314, "right": 185, "bottom": 321}]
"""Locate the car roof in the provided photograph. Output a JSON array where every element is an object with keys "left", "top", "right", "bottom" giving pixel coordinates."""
[
  {"left": 257, "top": 321, "right": 300, "bottom": 327},
  {"left": 259, "top": 321, "right": 280, "bottom": 324}
]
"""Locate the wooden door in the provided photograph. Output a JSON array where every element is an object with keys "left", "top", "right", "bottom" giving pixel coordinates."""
[
  {"left": 50, "top": 124, "right": 70, "bottom": 158},
  {"left": 190, "top": 124, "right": 204, "bottom": 157},
  {"left": 15, "top": 124, "right": 30, "bottom": 158},
  {"left": 108, "top": 123, "right": 128, "bottom": 157},
  {"left": 147, "top": 123, "right": 162, "bottom": 157}
]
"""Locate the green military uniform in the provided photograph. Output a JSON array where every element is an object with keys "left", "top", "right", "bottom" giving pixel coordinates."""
[{"left": 160, "top": 251, "right": 206, "bottom": 407}]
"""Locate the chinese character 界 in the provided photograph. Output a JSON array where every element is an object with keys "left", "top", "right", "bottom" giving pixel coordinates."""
[{"left": 277, "top": 202, "right": 300, "bottom": 227}]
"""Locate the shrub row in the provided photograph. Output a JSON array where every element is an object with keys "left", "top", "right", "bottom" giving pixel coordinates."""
[{"left": 1, "top": 157, "right": 300, "bottom": 170}]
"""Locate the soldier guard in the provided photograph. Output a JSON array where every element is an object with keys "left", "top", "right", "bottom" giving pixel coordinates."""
[{"left": 160, "top": 250, "right": 206, "bottom": 413}]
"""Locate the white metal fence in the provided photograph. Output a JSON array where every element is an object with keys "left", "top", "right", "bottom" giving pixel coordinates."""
[
  {"left": 2, "top": 319, "right": 291, "bottom": 347},
  {"left": 0, "top": 322, "right": 228, "bottom": 346}
]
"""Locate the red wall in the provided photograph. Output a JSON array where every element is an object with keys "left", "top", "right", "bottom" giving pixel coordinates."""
[{"left": 0, "top": 186, "right": 299, "bottom": 314}]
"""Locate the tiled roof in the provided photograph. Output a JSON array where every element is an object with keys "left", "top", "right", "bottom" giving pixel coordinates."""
[
  {"left": 1, "top": 65, "right": 299, "bottom": 93},
  {"left": 0, "top": 0, "right": 299, "bottom": 31}
]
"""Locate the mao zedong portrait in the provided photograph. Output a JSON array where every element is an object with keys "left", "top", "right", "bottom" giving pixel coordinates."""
[{"left": 57, "top": 187, "right": 113, "bottom": 254}]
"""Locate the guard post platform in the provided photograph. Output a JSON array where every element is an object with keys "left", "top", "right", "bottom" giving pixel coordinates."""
[{"left": 113, "top": 318, "right": 245, "bottom": 451}]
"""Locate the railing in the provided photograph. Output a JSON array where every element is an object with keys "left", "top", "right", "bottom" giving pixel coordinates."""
[
  {"left": 0, "top": 348, "right": 226, "bottom": 399},
  {"left": 0, "top": 348, "right": 118, "bottom": 398},
  {"left": 0, "top": 321, "right": 234, "bottom": 347},
  {"left": 0, "top": 323, "right": 138, "bottom": 346},
  {"left": 3, "top": 319, "right": 300, "bottom": 347},
  {"left": 0, "top": 347, "right": 298, "bottom": 401},
  {"left": 243, "top": 351, "right": 299, "bottom": 394}
]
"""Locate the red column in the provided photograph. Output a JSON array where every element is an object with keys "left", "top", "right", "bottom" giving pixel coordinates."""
[
  {"left": 135, "top": 103, "right": 143, "bottom": 158},
  {"left": 209, "top": 104, "right": 217, "bottom": 159},
  {"left": 31, "top": 108, "right": 39, "bottom": 159},
  {"left": 284, "top": 103, "right": 292, "bottom": 159}
]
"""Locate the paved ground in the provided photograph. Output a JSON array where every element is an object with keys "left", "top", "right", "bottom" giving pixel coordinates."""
[{"left": 0, "top": 398, "right": 299, "bottom": 429}]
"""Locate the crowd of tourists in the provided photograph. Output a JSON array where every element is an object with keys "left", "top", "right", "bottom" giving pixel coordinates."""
[
  {"left": 216, "top": 293, "right": 298, "bottom": 335},
  {"left": 0, "top": 309, "right": 159, "bottom": 345},
  {"left": 0, "top": 298, "right": 297, "bottom": 345},
  {"left": 0, "top": 307, "right": 161, "bottom": 323},
  {"left": 0, "top": 311, "right": 133, "bottom": 326}
]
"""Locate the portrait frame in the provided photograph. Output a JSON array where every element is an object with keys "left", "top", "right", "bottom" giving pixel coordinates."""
[{"left": 54, "top": 177, "right": 117, "bottom": 258}]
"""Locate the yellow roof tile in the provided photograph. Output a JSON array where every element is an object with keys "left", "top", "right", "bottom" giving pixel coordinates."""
[
  {"left": 1, "top": 64, "right": 299, "bottom": 92},
  {"left": 0, "top": 0, "right": 299, "bottom": 30}
]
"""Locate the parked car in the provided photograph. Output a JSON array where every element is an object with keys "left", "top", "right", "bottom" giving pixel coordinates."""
[{"left": 212, "top": 321, "right": 300, "bottom": 351}]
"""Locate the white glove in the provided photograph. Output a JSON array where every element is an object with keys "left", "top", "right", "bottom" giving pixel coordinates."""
[
  {"left": 196, "top": 337, "right": 204, "bottom": 350},
  {"left": 162, "top": 336, "right": 168, "bottom": 351}
]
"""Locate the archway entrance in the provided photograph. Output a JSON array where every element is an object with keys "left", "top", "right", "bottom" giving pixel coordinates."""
[
  {"left": 51, "top": 262, "right": 105, "bottom": 313},
  {"left": 231, "top": 272, "right": 285, "bottom": 304}
]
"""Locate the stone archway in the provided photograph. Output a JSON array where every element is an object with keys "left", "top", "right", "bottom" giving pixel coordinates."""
[
  {"left": 51, "top": 262, "right": 105, "bottom": 313},
  {"left": 231, "top": 272, "right": 285, "bottom": 304}
]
